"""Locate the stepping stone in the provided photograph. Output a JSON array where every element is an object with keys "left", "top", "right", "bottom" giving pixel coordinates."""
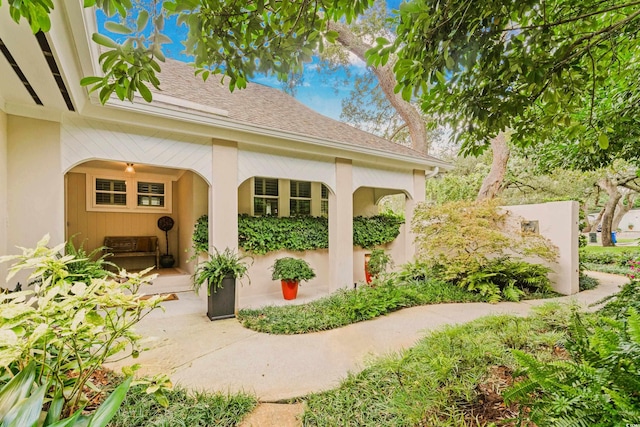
[{"left": 239, "top": 403, "right": 305, "bottom": 427}]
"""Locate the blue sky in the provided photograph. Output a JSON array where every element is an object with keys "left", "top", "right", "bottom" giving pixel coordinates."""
[{"left": 97, "top": 1, "right": 403, "bottom": 120}]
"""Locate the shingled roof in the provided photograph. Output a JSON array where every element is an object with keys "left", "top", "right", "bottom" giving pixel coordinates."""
[{"left": 154, "top": 59, "right": 443, "bottom": 163}]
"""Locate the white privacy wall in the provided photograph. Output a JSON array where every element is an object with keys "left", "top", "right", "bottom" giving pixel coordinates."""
[{"left": 506, "top": 201, "right": 579, "bottom": 295}]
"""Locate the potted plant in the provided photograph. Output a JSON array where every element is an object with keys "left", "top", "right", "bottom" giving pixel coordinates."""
[
  {"left": 270, "top": 257, "right": 315, "bottom": 300},
  {"left": 193, "top": 248, "right": 252, "bottom": 321},
  {"left": 365, "top": 248, "right": 392, "bottom": 283},
  {"left": 157, "top": 216, "right": 175, "bottom": 268}
]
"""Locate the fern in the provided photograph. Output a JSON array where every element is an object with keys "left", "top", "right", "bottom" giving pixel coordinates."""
[{"left": 506, "top": 309, "right": 640, "bottom": 425}]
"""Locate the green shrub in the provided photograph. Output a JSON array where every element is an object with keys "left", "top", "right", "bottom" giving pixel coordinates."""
[
  {"left": 191, "top": 214, "right": 209, "bottom": 255},
  {"left": 445, "top": 257, "right": 553, "bottom": 303},
  {"left": 352, "top": 213, "right": 404, "bottom": 249},
  {"left": 366, "top": 248, "right": 392, "bottom": 277},
  {"left": 0, "top": 235, "right": 166, "bottom": 418},
  {"left": 505, "top": 309, "right": 640, "bottom": 425},
  {"left": 598, "top": 278, "right": 640, "bottom": 319},
  {"left": 579, "top": 247, "right": 640, "bottom": 266},
  {"left": 270, "top": 257, "right": 316, "bottom": 282},
  {"left": 412, "top": 199, "right": 558, "bottom": 280}
]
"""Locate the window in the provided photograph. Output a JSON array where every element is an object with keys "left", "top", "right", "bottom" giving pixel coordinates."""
[
  {"left": 137, "top": 182, "right": 165, "bottom": 207},
  {"left": 254, "top": 177, "right": 279, "bottom": 215},
  {"left": 87, "top": 173, "right": 172, "bottom": 213},
  {"left": 290, "top": 180, "right": 311, "bottom": 215},
  {"left": 95, "top": 178, "right": 127, "bottom": 206},
  {"left": 321, "top": 184, "right": 329, "bottom": 216}
]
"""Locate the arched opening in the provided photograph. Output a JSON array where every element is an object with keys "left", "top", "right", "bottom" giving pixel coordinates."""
[
  {"left": 65, "top": 160, "right": 209, "bottom": 291},
  {"left": 352, "top": 186, "right": 412, "bottom": 283}
]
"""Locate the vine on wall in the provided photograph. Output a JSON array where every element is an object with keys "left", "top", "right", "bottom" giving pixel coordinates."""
[{"left": 192, "top": 214, "right": 404, "bottom": 255}]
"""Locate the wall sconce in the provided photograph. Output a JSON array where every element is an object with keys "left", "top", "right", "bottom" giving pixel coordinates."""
[{"left": 124, "top": 163, "right": 136, "bottom": 176}]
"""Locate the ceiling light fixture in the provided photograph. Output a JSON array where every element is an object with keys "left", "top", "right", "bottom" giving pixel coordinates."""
[{"left": 124, "top": 163, "right": 136, "bottom": 175}]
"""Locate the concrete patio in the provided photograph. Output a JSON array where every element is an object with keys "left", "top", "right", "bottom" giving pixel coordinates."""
[{"left": 107, "top": 271, "right": 628, "bottom": 402}]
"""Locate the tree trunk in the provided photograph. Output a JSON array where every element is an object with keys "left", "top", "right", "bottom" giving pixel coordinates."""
[
  {"left": 598, "top": 177, "right": 622, "bottom": 247},
  {"left": 327, "top": 21, "right": 430, "bottom": 154},
  {"left": 612, "top": 193, "right": 637, "bottom": 230},
  {"left": 584, "top": 207, "right": 604, "bottom": 233},
  {"left": 477, "top": 133, "right": 510, "bottom": 201}
]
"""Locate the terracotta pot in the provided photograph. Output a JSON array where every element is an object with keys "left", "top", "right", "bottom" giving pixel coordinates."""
[
  {"left": 281, "top": 280, "right": 299, "bottom": 300},
  {"left": 364, "top": 253, "right": 372, "bottom": 284}
]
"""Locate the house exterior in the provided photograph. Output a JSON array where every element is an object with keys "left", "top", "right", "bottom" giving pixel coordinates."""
[{"left": 0, "top": 2, "right": 450, "bottom": 302}]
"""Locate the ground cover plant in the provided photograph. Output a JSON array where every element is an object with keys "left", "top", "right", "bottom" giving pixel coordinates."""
[
  {"left": 238, "top": 261, "right": 559, "bottom": 335},
  {"left": 301, "top": 303, "right": 573, "bottom": 426},
  {"left": 238, "top": 277, "right": 482, "bottom": 334},
  {"left": 108, "top": 384, "right": 257, "bottom": 427},
  {"left": 504, "top": 278, "right": 640, "bottom": 426},
  {"left": 580, "top": 244, "right": 640, "bottom": 275}
]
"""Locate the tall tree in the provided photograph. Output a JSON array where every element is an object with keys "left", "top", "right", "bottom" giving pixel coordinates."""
[
  {"left": 326, "top": 13, "right": 430, "bottom": 153},
  {"left": 369, "top": 0, "right": 640, "bottom": 155}
]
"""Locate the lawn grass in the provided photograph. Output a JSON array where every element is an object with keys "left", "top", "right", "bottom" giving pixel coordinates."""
[
  {"left": 301, "top": 303, "right": 572, "bottom": 426},
  {"left": 108, "top": 385, "right": 257, "bottom": 427},
  {"left": 582, "top": 244, "right": 640, "bottom": 253},
  {"left": 583, "top": 262, "right": 632, "bottom": 276},
  {"left": 237, "top": 279, "right": 485, "bottom": 334}
]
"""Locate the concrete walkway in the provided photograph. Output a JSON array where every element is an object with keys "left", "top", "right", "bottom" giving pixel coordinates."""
[{"left": 107, "top": 271, "right": 627, "bottom": 403}]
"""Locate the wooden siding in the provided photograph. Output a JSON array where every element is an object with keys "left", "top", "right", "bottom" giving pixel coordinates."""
[{"left": 66, "top": 172, "right": 180, "bottom": 269}]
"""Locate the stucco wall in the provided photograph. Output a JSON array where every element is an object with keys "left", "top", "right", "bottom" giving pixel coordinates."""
[
  {"left": 0, "top": 110, "right": 7, "bottom": 287},
  {"left": 505, "top": 201, "right": 579, "bottom": 295},
  {"left": 176, "top": 171, "right": 208, "bottom": 274},
  {"left": 239, "top": 249, "right": 329, "bottom": 299},
  {"left": 7, "top": 115, "right": 64, "bottom": 255}
]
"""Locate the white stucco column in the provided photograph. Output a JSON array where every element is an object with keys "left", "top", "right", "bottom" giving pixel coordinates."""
[
  {"left": 329, "top": 158, "right": 353, "bottom": 291},
  {"left": 7, "top": 116, "right": 64, "bottom": 250},
  {"left": 405, "top": 169, "right": 426, "bottom": 261},
  {"left": 210, "top": 139, "right": 239, "bottom": 252},
  {"left": 0, "top": 110, "right": 7, "bottom": 287}
]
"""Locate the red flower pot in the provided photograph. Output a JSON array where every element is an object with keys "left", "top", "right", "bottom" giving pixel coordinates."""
[
  {"left": 281, "top": 280, "right": 299, "bottom": 300},
  {"left": 364, "top": 253, "right": 372, "bottom": 284}
]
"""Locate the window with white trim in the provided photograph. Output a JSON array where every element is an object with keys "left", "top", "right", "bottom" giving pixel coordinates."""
[
  {"left": 95, "top": 178, "right": 127, "bottom": 206},
  {"left": 137, "top": 181, "right": 165, "bottom": 207},
  {"left": 254, "top": 177, "right": 279, "bottom": 216},
  {"left": 321, "top": 184, "right": 329, "bottom": 216},
  {"left": 290, "top": 180, "right": 311, "bottom": 216},
  {"left": 87, "top": 174, "right": 172, "bottom": 213}
]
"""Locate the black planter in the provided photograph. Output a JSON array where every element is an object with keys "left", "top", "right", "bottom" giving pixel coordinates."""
[
  {"left": 207, "top": 276, "right": 236, "bottom": 321},
  {"left": 160, "top": 254, "right": 175, "bottom": 268}
]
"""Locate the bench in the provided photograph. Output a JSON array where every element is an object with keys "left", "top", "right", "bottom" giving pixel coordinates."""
[{"left": 103, "top": 236, "right": 160, "bottom": 269}]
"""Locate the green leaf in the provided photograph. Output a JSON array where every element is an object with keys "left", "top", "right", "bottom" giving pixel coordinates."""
[
  {"left": 104, "top": 21, "right": 133, "bottom": 35},
  {"left": 80, "top": 76, "right": 104, "bottom": 86},
  {"left": 3, "top": 383, "right": 47, "bottom": 427},
  {"left": 137, "top": 81, "right": 153, "bottom": 102},
  {"left": 136, "top": 10, "right": 149, "bottom": 32},
  {"left": 598, "top": 133, "right": 609, "bottom": 149},
  {"left": 92, "top": 33, "right": 119, "bottom": 49},
  {"left": 0, "top": 363, "right": 36, "bottom": 417},
  {"left": 87, "top": 376, "right": 132, "bottom": 427}
]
